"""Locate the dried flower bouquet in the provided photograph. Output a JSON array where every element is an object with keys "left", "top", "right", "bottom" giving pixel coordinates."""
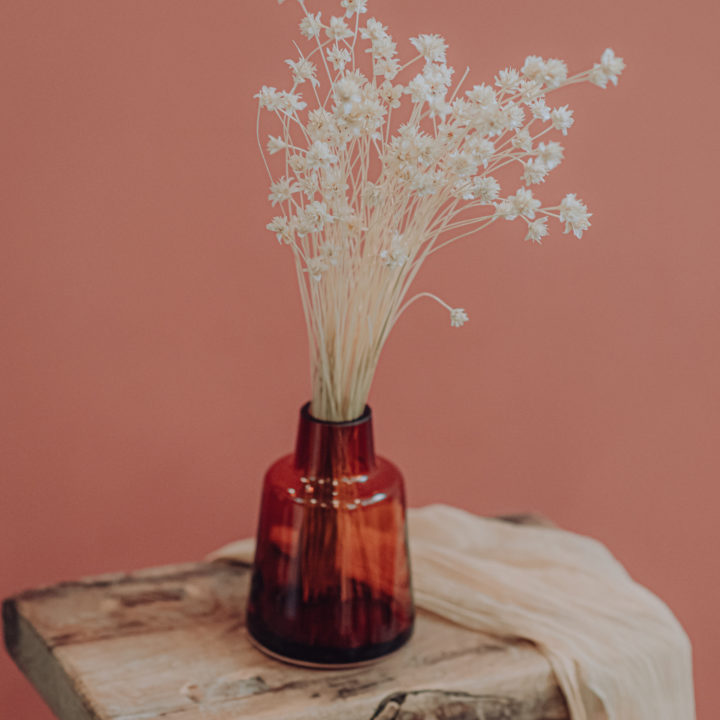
[{"left": 257, "top": 0, "right": 624, "bottom": 421}]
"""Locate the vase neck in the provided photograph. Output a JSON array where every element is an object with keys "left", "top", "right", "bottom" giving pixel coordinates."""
[{"left": 294, "top": 403, "right": 376, "bottom": 477}]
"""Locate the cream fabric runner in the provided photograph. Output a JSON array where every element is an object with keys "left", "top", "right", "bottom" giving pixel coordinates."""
[{"left": 209, "top": 504, "right": 695, "bottom": 720}]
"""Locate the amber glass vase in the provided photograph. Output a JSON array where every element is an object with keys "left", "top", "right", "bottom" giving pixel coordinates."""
[{"left": 246, "top": 403, "right": 414, "bottom": 667}]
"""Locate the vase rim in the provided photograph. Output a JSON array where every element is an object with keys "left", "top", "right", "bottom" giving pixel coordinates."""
[{"left": 301, "top": 402, "right": 371, "bottom": 428}]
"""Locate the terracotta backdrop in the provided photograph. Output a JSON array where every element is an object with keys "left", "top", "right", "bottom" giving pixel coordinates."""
[{"left": 2, "top": 0, "right": 718, "bottom": 715}]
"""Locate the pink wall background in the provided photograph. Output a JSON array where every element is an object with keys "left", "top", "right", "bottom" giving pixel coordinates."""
[{"left": 2, "top": 0, "right": 718, "bottom": 715}]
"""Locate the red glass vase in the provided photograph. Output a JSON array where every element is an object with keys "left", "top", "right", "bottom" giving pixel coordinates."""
[{"left": 246, "top": 403, "right": 414, "bottom": 667}]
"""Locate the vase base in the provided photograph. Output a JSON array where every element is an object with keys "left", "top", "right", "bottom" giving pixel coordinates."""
[{"left": 246, "top": 624, "right": 413, "bottom": 670}]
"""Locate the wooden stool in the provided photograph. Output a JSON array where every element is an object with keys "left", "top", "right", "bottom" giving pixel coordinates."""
[{"left": 3, "top": 516, "right": 568, "bottom": 720}]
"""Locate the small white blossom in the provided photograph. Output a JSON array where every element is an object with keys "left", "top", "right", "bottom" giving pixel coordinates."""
[
  {"left": 535, "top": 141, "right": 564, "bottom": 170},
  {"left": 268, "top": 177, "right": 297, "bottom": 206},
  {"left": 450, "top": 308, "right": 469, "bottom": 327},
  {"left": 327, "top": 45, "right": 351, "bottom": 72},
  {"left": 523, "top": 159, "right": 548, "bottom": 185},
  {"left": 521, "top": 56, "right": 546, "bottom": 82},
  {"left": 360, "top": 18, "right": 388, "bottom": 43},
  {"left": 495, "top": 68, "right": 521, "bottom": 93},
  {"left": 497, "top": 188, "right": 541, "bottom": 220},
  {"left": 379, "top": 80, "right": 403, "bottom": 108},
  {"left": 512, "top": 128, "right": 533, "bottom": 152},
  {"left": 466, "top": 84, "right": 496, "bottom": 107},
  {"left": 296, "top": 201, "right": 333, "bottom": 236},
  {"left": 266, "top": 135, "right": 287, "bottom": 155},
  {"left": 542, "top": 58, "right": 568, "bottom": 89},
  {"left": 446, "top": 152, "right": 477, "bottom": 178},
  {"left": 299, "top": 12, "right": 323, "bottom": 39},
  {"left": 278, "top": 91, "right": 307, "bottom": 114},
  {"left": 465, "top": 136, "right": 495, "bottom": 167},
  {"left": 374, "top": 56, "right": 401, "bottom": 80},
  {"left": 255, "top": 85, "right": 283, "bottom": 111},
  {"left": 286, "top": 57, "right": 318, "bottom": 86},
  {"left": 504, "top": 102, "right": 525, "bottom": 130},
  {"left": 379, "top": 233, "right": 409, "bottom": 268},
  {"left": 550, "top": 105, "right": 574, "bottom": 135},
  {"left": 458, "top": 176, "right": 500, "bottom": 202},
  {"left": 529, "top": 98, "right": 551, "bottom": 121},
  {"left": 518, "top": 79, "right": 544, "bottom": 103},
  {"left": 409, "top": 34, "right": 447, "bottom": 64},
  {"left": 590, "top": 48, "right": 626, "bottom": 88},
  {"left": 267, "top": 216, "right": 293, "bottom": 244},
  {"left": 559, "top": 194, "right": 591, "bottom": 238},
  {"left": 525, "top": 218, "right": 548, "bottom": 244},
  {"left": 298, "top": 174, "right": 319, "bottom": 199},
  {"left": 326, "top": 16, "right": 352, "bottom": 41},
  {"left": 305, "top": 141, "right": 338, "bottom": 170},
  {"left": 305, "top": 256, "right": 327, "bottom": 281},
  {"left": 405, "top": 75, "right": 432, "bottom": 104},
  {"left": 334, "top": 76, "right": 363, "bottom": 114},
  {"left": 427, "top": 95, "right": 451, "bottom": 118},
  {"left": 521, "top": 56, "right": 567, "bottom": 89},
  {"left": 288, "top": 154, "right": 307, "bottom": 174},
  {"left": 341, "top": 0, "right": 368, "bottom": 17}
]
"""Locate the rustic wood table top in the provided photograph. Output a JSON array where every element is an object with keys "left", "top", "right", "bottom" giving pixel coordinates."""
[{"left": 3, "top": 518, "right": 568, "bottom": 720}]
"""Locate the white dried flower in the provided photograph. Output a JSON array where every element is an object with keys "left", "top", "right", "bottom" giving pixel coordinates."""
[
  {"left": 326, "top": 16, "right": 353, "bottom": 41},
  {"left": 521, "top": 55, "right": 546, "bottom": 83},
  {"left": 512, "top": 128, "right": 533, "bottom": 152},
  {"left": 305, "top": 256, "right": 327, "bottom": 281},
  {"left": 405, "top": 75, "right": 432, "bottom": 104},
  {"left": 341, "top": 0, "right": 368, "bottom": 17},
  {"left": 305, "top": 141, "right": 338, "bottom": 170},
  {"left": 529, "top": 98, "right": 551, "bottom": 121},
  {"left": 458, "top": 176, "right": 500, "bottom": 202},
  {"left": 334, "top": 76, "right": 363, "bottom": 113},
  {"left": 379, "top": 233, "right": 409, "bottom": 269},
  {"left": 523, "top": 159, "right": 548, "bottom": 185},
  {"left": 266, "top": 135, "right": 287, "bottom": 155},
  {"left": 299, "top": 12, "right": 323, "bottom": 39},
  {"left": 550, "top": 105, "right": 574, "bottom": 135},
  {"left": 374, "top": 56, "right": 401, "bottom": 80},
  {"left": 590, "top": 48, "right": 626, "bottom": 88},
  {"left": 518, "top": 79, "right": 544, "bottom": 103},
  {"left": 286, "top": 57, "right": 318, "bottom": 86},
  {"left": 495, "top": 68, "right": 521, "bottom": 92},
  {"left": 466, "top": 84, "right": 496, "bottom": 107},
  {"left": 288, "top": 154, "right": 307, "bottom": 174},
  {"left": 497, "top": 188, "right": 541, "bottom": 220},
  {"left": 559, "top": 194, "right": 591, "bottom": 238},
  {"left": 542, "top": 58, "right": 568, "bottom": 89},
  {"left": 409, "top": 34, "right": 448, "bottom": 64},
  {"left": 268, "top": 177, "right": 297, "bottom": 206},
  {"left": 278, "top": 91, "right": 307, "bottom": 114},
  {"left": 267, "top": 216, "right": 293, "bottom": 244},
  {"left": 535, "top": 141, "right": 564, "bottom": 170},
  {"left": 504, "top": 102, "right": 525, "bottom": 130},
  {"left": 360, "top": 18, "right": 388, "bottom": 43},
  {"left": 466, "top": 136, "right": 495, "bottom": 167},
  {"left": 327, "top": 45, "right": 351, "bottom": 72},
  {"left": 525, "top": 217, "right": 549, "bottom": 244},
  {"left": 450, "top": 308, "right": 469, "bottom": 327},
  {"left": 379, "top": 80, "right": 403, "bottom": 108},
  {"left": 255, "top": 85, "right": 283, "bottom": 111},
  {"left": 446, "top": 152, "right": 478, "bottom": 178}
]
